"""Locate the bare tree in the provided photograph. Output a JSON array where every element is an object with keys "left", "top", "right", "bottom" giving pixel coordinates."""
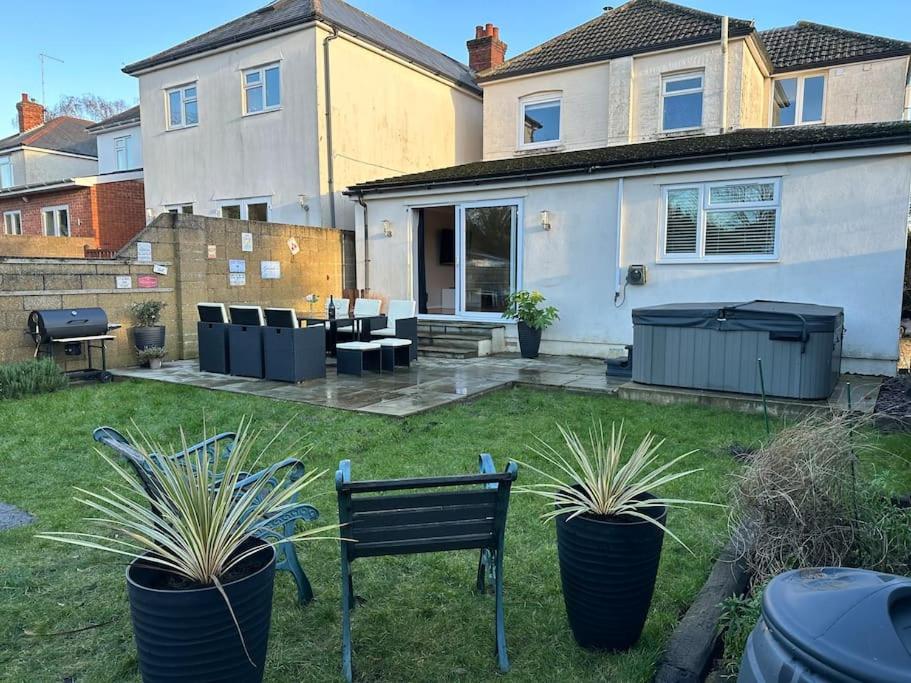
[{"left": 46, "top": 93, "right": 134, "bottom": 122}]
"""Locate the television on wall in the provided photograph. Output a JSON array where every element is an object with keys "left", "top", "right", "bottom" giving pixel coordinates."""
[{"left": 439, "top": 228, "right": 455, "bottom": 265}]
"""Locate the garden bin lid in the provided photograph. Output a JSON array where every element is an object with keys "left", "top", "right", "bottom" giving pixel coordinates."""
[
  {"left": 631, "top": 300, "right": 843, "bottom": 333},
  {"left": 760, "top": 567, "right": 911, "bottom": 682}
]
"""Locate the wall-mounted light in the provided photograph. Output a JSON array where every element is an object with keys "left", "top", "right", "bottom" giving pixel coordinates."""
[
  {"left": 540, "top": 209, "right": 552, "bottom": 231},
  {"left": 382, "top": 219, "right": 393, "bottom": 238}
]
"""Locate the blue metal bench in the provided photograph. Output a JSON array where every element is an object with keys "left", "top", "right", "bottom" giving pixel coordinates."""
[
  {"left": 92, "top": 426, "right": 320, "bottom": 605},
  {"left": 335, "top": 454, "right": 518, "bottom": 682}
]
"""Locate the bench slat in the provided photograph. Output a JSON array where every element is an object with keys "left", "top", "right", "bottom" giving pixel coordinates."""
[
  {"left": 351, "top": 501, "right": 496, "bottom": 529},
  {"left": 341, "top": 471, "right": 514, "bottom": 493},
  {"left": 351, "top": 518, "right": 495, "bottom": 545},
  {"left": 350, "top": 532, "right": 496, "bottom": 558},
  {"left": 349, "top": 489, "right": 498, "bottom": 515}
]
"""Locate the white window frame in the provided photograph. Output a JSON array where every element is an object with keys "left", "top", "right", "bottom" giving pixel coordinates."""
[
  {"left": 114, "top": 135, "right": 130, "bottom": 171},
  {"left": 0, "top": 155, "right": 13, "bottom": 189},
  {"left": 770, "top": 72, "right": 826, "bottom": 127},
  {"left": 218, "top": 196, "right": 272, "bottom": 221},
  {"left": 243, "top": 63, "right": 281, "bottom": 116},
  {"left": 658, "top": 178, "right": 781, "bottom": 264},
  {"left": 660, "top": 71, "right": 705, "bottom": 132},
  {"left": 165, "top": 203, "right": 194, "bottom": 215},
  {"left": 3, "top": 210, "right": 22, "bottom": 235},
  {"left": 517, "top": 94, "right": 562, "bottom": 150},
  {"left": 42, "top": 205, "right": 70, "bottom": 237},
  {"left": 166, "top": 83, "right": 198, "bottom": 130}
]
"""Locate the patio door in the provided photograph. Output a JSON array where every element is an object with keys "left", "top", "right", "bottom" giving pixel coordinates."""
[{"left": 457, "top": 201, "right": 520, "bottom": 318}]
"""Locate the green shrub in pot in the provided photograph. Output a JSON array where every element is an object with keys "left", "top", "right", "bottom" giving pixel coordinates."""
[
  {"left": 37, "top": 419, "right": 336, "bottom": 682},
  {"left": 517, "top": 421, "right": 718, "bottom": 650},
  {"left": 130, "top": 300, "right": 167, "bottom": 350},
  {"left": 136, "top": 345, "right": 166, "bottom": 369},
  {"left": 502, "top": 290, "right": 558, "bottom": 359}
]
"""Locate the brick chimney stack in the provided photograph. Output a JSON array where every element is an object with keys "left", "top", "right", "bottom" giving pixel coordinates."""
[
  {"left": 467, "top": 24, "right": 507, "bottom": 73},
  {"left": 16, "top": 93, "right": 45, "bottom": 133}
]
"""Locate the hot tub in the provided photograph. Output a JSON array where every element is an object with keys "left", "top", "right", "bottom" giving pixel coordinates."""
[{"left": 631, "top": 301, "right": 843, "bottom": 400}]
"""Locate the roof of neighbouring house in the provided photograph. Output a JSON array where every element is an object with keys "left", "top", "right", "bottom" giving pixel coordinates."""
[
  {"left": 477, "top": 0, "right": 755, "bottom": 82},
  {"left": 0, "top": 117, "right": 97, "bottom": 157},
  {"left": 346, "top": 121, "right": 911, "bottom": 194},
  {"left": 85, "top": 105, "right": 141, "bottom": 133},
  {"left": 122, "top": 0, "right": 479, "bottom": 93},
  {"left": 760, "top": 22, "right": 911, "bottom": 73}
]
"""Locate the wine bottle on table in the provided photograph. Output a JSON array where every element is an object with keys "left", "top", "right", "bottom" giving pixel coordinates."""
[{"left": 328, "top": 295, "right": 336, "bottom": 320}]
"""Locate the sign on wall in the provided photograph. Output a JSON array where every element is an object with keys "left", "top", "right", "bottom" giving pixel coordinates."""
[
  {"left": 153, "top": 264, "right": 168, "bottom": 275},
  {"left": 229, "top": 259, "right": 246, "bottom": 273},
  {"left": 207, "top": 244, "right": 217, "bottom": 259},
  {"left": 241, "top": 232, "right": 253, "bottom": 252},
  {"left": 137, "top": 275, "right": 159, "bottom": 289},
  {"left": 229, "top": 273, "right": 246, "bottom": 287},
  {"left": 136, "top": 242, "right": 153, "bottom": 263},
  {"left": 115, "top": 275, "right": 132, "bottom": 289},
  {"left": 260, "top": 261, "right": 281, "bottom": 280},
  {"left": 288, "top": 237, "right": 300, "bottom": 255}
]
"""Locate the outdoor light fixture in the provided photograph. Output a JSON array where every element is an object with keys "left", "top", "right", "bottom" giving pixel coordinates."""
[
  {"left": 540, "top": 209, "right": 552, "bottom": 231},
  {"left": 382, "top": 219, "right": 393, "bottom": 237}
]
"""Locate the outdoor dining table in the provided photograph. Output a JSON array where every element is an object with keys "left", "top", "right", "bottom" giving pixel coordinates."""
[{"left": 298, "top": 313, "right": 387, "bottom": 356}]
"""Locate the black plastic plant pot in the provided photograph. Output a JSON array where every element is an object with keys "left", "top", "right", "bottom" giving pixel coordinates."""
[
  {"left": 555, "top": 495, "right": 667, "bottom": 651},
  {"left": 517, "top": 321, "right": 542, "bottom": 359},
  {"left": 133, "top": 325, "right": 166, "bottom": 351},
  {"left": 126, "top": 537, "right": 276, "bottom": 683}
]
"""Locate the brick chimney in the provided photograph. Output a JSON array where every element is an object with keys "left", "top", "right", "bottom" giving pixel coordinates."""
[
  {"left": 16, "top": 93, "right": 45, "bottom": 133},
  {"left": 467, "top": 24, "right": 507, "bottom": 73}
]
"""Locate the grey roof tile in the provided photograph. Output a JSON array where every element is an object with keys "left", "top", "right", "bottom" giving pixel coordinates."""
[
  {"left": 479, "top": 0, "right": 754, "bottom": 82},
  {"left": 0, "top": 117, "right": 97, "bottom": 157},
  {"left": 123, "top": 0, "right": 478, "bottom": 92},
  {"left": 86, "top": 105, "right": 141, "bottom": 133},
  {"left": 347, "top": 122, "right": 911, "bottom": 193},
  {"left": 760, "top": 22, "right": 911, "bottom": 72}
]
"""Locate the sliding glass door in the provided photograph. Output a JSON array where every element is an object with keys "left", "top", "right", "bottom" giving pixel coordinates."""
[{"left": 458, "top": 202, "right": 519, "bottom": 317}]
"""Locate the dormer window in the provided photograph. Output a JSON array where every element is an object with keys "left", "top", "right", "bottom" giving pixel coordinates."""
[
  {"left": 771, "top": 74, "right": 825, "bottom": 126},
  {"left": 518, "top": 95, "right": 561, "bottom": 149},
  {"left": 661, "top": 72, "right": 704, "bottom": 132}
]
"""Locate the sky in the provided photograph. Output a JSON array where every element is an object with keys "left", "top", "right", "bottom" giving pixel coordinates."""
[{"left": 1, "top": 0, "right": 909, "bottom": 137}]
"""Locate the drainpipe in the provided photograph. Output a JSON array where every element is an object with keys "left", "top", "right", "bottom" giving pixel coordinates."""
[
  {"left": 613, "top": 177, "right": 625, "bottom": 304},
  {"left": 323, "top": 26, "right": 339, "bottom": 228},
  {"left": 356, "top": 194, "right": 370, "bottom": 293},
  {"left": 720, "top": 16, "right": 729, "bottom": 133}
]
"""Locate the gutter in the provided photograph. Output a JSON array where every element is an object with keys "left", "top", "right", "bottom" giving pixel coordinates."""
[
  {"left": 346, "top": 132, "right": 911, "bottom": 196},
  {"left": 323, "top": 26, "right": 339, "bottom": 229},
  {"left": 355, "top": 194, "right": 370, "bottom": 292},
  {"left": 613, "top": 177, "right": 625, "bottom": 304},
  {"left": 721, "top": 17, "right": 729, "bottom": 132}
]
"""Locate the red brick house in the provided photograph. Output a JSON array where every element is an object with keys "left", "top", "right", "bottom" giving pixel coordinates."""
[{"left": 0, "top": 95, "right": 147, "bottom": 256}]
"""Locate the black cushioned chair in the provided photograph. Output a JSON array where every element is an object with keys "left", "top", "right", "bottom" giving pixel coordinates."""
[
  {"left": 197, "top": 303, "right": 230, "bottom": 373},
  {"left": 227, "top": 305, "right": 265, "bottom": 378},
  {"left": 262, "top": 308, "right": 326, "bottom": 382}
]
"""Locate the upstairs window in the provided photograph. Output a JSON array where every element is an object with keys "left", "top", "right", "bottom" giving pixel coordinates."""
[
  {"left": 165, "top": 204, "right": 194, "bottom": 214},
  {"left": 660, "top": 179, "right": 780, "bottom": 262},
  {"left": 0, "top": 155, "right": 12, "bottom": 189},
  {"left": 42, "top": 205, "right": 70, "bottom": 237},
  {"left": 167, "top": 84, "right": 198, "bottom": 129},
  {"left": 518, "top": 95, "right": 561, "bottom": 148},
  {"left": 244, "top": 64, "right": 281, "bottom": 114},
  {"left": 220, "top": 197, "right": 270, "bottom": 221},
  {"left": 4, "top": 210, "right": 22, "bottom": 235},
  {"left": 772, "top": 74, "right": 825, "bottom": 126},
  {"left": 114, "top": 135, "right": 130, "bottom": 170},
  {"left": 662, "top": 72, "right": 704, "bottom": 131}
]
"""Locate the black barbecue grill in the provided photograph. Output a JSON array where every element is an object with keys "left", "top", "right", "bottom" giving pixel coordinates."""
[{"left": 27, "top": 308, "right": 121, "bottom": 382}]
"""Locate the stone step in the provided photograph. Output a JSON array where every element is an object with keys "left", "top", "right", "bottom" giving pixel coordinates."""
[
  {"left": 417, "top": 322, "right": 506, "bottom": 337},
  {"left": 416, "top": 321, "right": 508, "bottom": 356},
  {"left": 418, "top": 345, "right": 477, "bottom": 360}
]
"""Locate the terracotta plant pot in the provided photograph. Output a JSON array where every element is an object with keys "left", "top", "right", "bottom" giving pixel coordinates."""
[
  {"left": 126, "top": 537, "right": 276, "bottom": 682},
  {"left": 555, "top": 495, "right": 666, "bottom": 650}
]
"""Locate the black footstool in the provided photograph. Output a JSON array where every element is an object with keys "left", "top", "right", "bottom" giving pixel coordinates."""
[
  {"left": 336, "top": 342, "right": 382, "bottom": 376},
  {"left": 378, "top": 338, "right": 412, "bottom": 372}
]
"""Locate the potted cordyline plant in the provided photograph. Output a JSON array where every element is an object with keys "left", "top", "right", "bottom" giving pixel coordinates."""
[
  {"left": 502, "top": 290, "right": 559, "bottom": 359},
  {"left": 38, "top": 419, "right": 335, "bottom": 683},
  {"left": 130, "top": 300, "right": 167, "bottom": 351},
  {"left": 518, "top": 422, "right": 718, "bottom": 650}
]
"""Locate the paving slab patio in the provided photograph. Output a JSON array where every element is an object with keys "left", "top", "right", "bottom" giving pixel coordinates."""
[{"left": 111, "top": 354, "right": 626, "bottom": 417}]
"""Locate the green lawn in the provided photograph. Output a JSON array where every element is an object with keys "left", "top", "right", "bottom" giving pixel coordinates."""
[{"left": 1, "top": 380, "right": 908, "bottom": 682}]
